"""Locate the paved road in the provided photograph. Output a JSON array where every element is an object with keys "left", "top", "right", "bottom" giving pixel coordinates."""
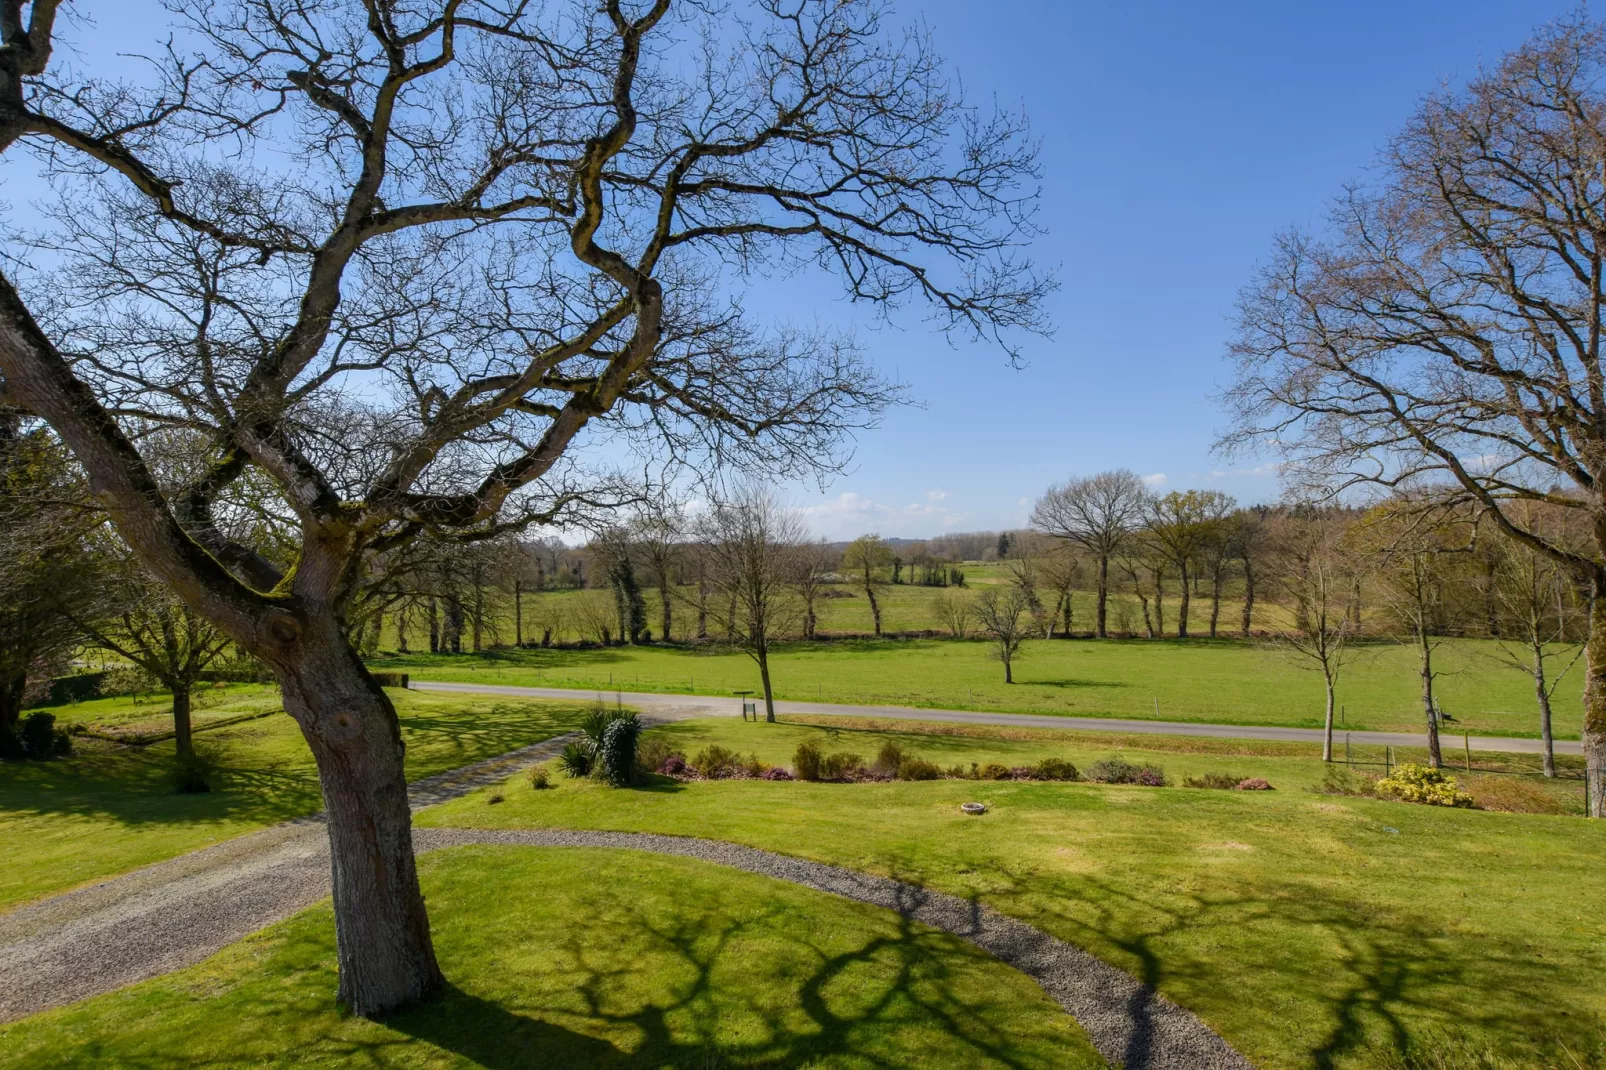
[{"left": 411, "top": 679, "right": 1582, "bottom": 756}]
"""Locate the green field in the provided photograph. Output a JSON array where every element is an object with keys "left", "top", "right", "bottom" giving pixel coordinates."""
[
  {"left": 0, "top": 846, "right": 1103, "bottom": 1068},
  {"left": 0, "top": 688, "right": 589, "bottom": 909},
  {"left": 411, "top": 718, "right": 1606, "bottom": 1070},
  {"left": 375, "top": 635, "right": 1584, "bottom": 739}
]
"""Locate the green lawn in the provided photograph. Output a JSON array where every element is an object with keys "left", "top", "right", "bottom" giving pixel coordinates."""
[
  {"left": 0, "top": 846, "right": 1102, "bottom": 1069},
  {"left": 0, "top": 689, "right": 589, "bottom": 910},
  {"left": 375, "top": 634, "right": 1584, "bottom": 739},
  {"left": 411, "top": 718, "right": 1606, "bottom": 1070}
]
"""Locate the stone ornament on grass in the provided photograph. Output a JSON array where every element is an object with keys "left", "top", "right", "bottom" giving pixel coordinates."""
[{"left": 961, "top": 802, "right": 987, "bottom": 815}]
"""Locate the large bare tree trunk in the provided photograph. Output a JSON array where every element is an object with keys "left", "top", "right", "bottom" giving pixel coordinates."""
[
  {"left": 1584, "top": 581, "right": 1606, "bottom": 817},
  {"left": 1095, "top": 555, "right": 1109, "bottom": 639},
  {"left": 171, "top": 685, "right": 193, "bottom": 756},
  {"left": 272, "top": 620, "right": 442, "bottom": 1016}
]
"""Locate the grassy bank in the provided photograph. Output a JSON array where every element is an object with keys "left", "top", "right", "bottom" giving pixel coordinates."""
[{"left": 0, "top": 846, "right": 1102, "bottom": 1069}]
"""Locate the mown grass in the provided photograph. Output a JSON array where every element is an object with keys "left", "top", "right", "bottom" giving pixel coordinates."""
[
  {"left": 375, "top": 634, "right": 1585, "bottom": 738},
  {"left": 415, "top": 718, "right": 1606, "bottom": 1070},
  {"left": 0, "top": 846, "right": 1102, "bottom": 1069},
  {"left": 0, "top": 689, "right": 589, "bottom": 910}
]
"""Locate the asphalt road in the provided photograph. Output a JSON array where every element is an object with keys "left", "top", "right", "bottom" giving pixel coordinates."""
[{"left": 409, "top": 680, "right": 1582, "bottom": 756}]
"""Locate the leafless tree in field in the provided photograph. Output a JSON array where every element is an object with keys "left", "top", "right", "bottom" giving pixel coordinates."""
[
  {"left": 973, "top": 585, "right": 1032, "bottom": 683},
  {"left": 0, "top": 0, "right": 1049, "bottom": 1008},
  {"left": 1031, "top": 469, "right": 1147, "bottom": 638},
  {"left": 1224, "top": 15, "right": 1606, "bottom": 813},
  {"left": 842, "top": 534, "right": 894, "bottom": 636},
  {"left": 1263, "top": 510, "right": 1359, "bottom": 761},
  {"left": 635, "top": 509, "right": 684, "bottom": 643},
  {"left": 1143, "top": 490, "right": 1234, "bottom": 639},
  {"left": 932, "top": 587, "right": 972, "bottom": 639},
  {"left": 792, "top": 538, "right": 836, "bottom": 640},
  {"left": 696, "top": 486, "right": 804, "bottom": 721},
  {"left": 1488, "top": 503, "right": 1590, "bottom": 777}
]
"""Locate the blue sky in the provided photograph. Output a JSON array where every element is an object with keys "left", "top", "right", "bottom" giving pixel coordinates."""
[
  {"left": 771, "top": 0, "right": 1579, "bottom": 539},
  {"left": 3, "top": 1, "right": 1579, "bottom": 540}
]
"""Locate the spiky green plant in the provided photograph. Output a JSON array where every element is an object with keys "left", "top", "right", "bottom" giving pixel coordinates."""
[{"left": 597, "top": 713, "right": 641, "bottom": 787}]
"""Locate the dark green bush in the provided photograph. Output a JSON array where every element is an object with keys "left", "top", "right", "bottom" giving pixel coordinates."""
[
  {"left": 1087, "top": 757, "right": 1166, "bottom": 786},
  {"left": 793, "top": 741, "right": 824, "bottom": 781},
  {"left": 20, "top": 712, "right": 70, "bottom": 760},
  {"left": 978, "top": 761, "right": 1012, "bottom": 780},
  {"left": 896, "top": 756, "right": 941, "bottom": 781},
  {"left": 597, "top": 714, "right": 641, "bottom": 787},
  {"left": 558, "top": 741, "right": 593, "bottom": 778},
  {"left": 637, "top": 736, "right": 676, "bottom": 775},
  {"left": 1034, "top": 758, "right": 1078, "bottom": 781},
  {"left": 871, "top": 741, "right": 904, "bottom": 777}
]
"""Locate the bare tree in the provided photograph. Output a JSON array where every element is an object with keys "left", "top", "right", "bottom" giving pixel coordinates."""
[
  {"left": 696, "top": 487, "right": 805, "bottom": 721},
  {"left": 635, "top": 510, "right": 684, "bottom": 643},
  {"left": 1143, "top": 490, "right": 1235, "bottom": 639},
  {"left": 0, "top": 0, "right": 1047, "bottom": 1007},
  {"left": 1031, "top": 470, "right": 1148, "bottom": 638},
  {"left": 792, "top": 539, "right": 836, "bottom": 640},
  {"left": 932, "top": 588, "right": 973, "bottom": 639},
  {"left": 76, "top": 554, "right": 234, "bottom": 756},
  {"left": 973, "top": 585, "right": 1032, "bottom": 683},
  {"left": 1489, "top": 506, "right": 1590, "bottom": 777},
  {"left": 1264, "top": 511, "right": 1358, "bottom": 761},
  {"left": 1224, "top": 15, "right": 1606, "bottom": 813},
  {"left": 842, "top": 534, "right": 894, "bottom": 636}
]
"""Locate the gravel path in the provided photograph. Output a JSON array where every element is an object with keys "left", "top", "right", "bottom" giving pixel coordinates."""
[{"left": 411, "top": 678, "right": 1580, "bottom": 756}]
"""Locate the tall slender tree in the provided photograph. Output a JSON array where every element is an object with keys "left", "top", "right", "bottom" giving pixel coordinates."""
[{"left": 1031, "top": 470, "right": 1148, "bottom": 638}]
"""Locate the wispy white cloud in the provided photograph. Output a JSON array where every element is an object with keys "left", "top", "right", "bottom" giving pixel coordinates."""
[
  {"left": 1141, "top": 472, "right": 1168, "bottom": 488},
  {"left": 926, "top": 489, "right": 949, "bottom": 501},
  {"left": 795, "top": 491, "right": 969, "bottom": 539}
]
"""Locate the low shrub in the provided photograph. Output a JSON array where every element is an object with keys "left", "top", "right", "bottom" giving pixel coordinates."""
[
  {"left": 1087, "top": 757, "right": 1167, "bottom": 786},
  {"left": 636, "top": 737, "right": 677, "bottom": 775},
  {"left": 793, "top": 740, "right": 824, "bottom": 781},
  {"left": 1034, "top": 757, "right": 1079, "bottom": 781},
  {"left": 978, "top": 761, "right": 1012, "bottom": 780},
  {"left": 1008, "top": 765, "right": 1037, "bottom": 780},
  {"left": 821, "top": 751, "right": 865, "bottom": 780},
  {"left": 692, "top": 744, "right": 741, "bottom": 779},
  {"left": 171, "top": 748, "right": 215, "bottom": 794},
  {"left": 527, "top": 764, "right": 551, "bottom": 790},
  {"left": 487, "top": 793, "right": 505, "bottom": 805},
  {"left": 1375, "top": 763, "right": 1476, "bottom": 808},
  {"left": 872, "top": 741, "right": 904, "bottom": 777},
  {"left": 1184, "top": 773, "right": 1247, "bottom": 790},
  {"left": 947, "top": 764, "right": 971, "bottom": 779},
  {"left": 761, "top": 767, "right": 793, "bottom": 781},
  {"left": 658, "top": 754, "right": 688, "bottom": 776},
  {"left": 1318, "top": 765, "right": 1378, "bottom": 797},
  {"left": 20, "top": 712, "right": 71, "bottom": 760},
  {"left": 557, "top": 741, "right": 593, "bottom": 778},
  {"left": 897, "top": 756, "right": 942, "bottom": 781},
  {"left": 742, "top": 754, "right": 769, "bottom": 778},
  {"left": 1235, "top": 778, "right": 1274, "bottom": 791}
]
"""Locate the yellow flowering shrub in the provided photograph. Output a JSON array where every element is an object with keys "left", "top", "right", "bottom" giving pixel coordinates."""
[{"left": 1375, "top": 763, "right": 1476, "bottom": 808}]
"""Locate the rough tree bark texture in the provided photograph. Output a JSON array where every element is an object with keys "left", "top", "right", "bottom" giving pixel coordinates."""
[
  {"left": 1417, "top": 631, "right": 1442, "bottom": 769},
  {"left": 269, "top": 617, "right": 442, "bottom": 1014},
  {"left": 170, "top": 685, "right": 192, "bottom": 756},
  {"left": 1585, "top": 580, "right": 1606, "bottom": 818}
]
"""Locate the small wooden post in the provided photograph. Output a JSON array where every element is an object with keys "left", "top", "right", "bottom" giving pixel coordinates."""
[
  {"left": 1464, "top": 732, "right": 1472, "bottom": 772},
  {"left": 1386, "top": 746, "right": 1393, "bottom": 776}
]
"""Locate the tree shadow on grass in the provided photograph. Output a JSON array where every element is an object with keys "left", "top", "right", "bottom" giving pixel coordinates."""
[
  {"left": 383, "top": 983, "right": 628, "bottom": 1068},
  {"left": 970, "top": 864, "right": 1600, "bottom": 1069}
]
